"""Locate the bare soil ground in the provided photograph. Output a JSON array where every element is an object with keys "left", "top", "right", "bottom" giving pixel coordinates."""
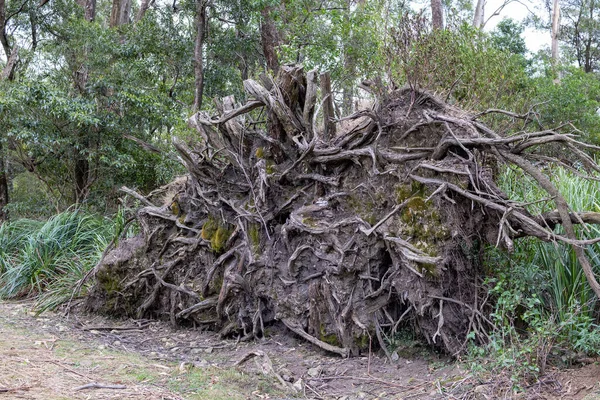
[{"left": 1, "top": 300, "right": 599, "bottom": 400}]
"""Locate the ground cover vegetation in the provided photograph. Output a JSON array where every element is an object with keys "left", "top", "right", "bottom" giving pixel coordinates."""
[{"left": 1, "top": 0, "right": 600, "bottom": 393}]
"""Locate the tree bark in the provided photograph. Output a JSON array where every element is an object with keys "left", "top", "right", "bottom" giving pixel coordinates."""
[
  {"left": 73, "top": 0, "right": 97, "bottom": 204},
  {"left": 0, "top": 0, "right": 16, "bottom": 220},
  {"left": 84, "top": 0, "right": 96, "bottom": 22},
  {"left": 1, "top": 45, "right": 18, "bottom": 80},
  {"left": 431, "top": 0, "right": 444, "bottom": 30},
  {"left": 473, "top": 0, "right": 485, "bottom": 28},
  {"left": 0, "top": 0, "right": 11, "bottom": 59},
  {"left": 260, "top": 6, "right": 280, "bottom": 73},
  {"left": 320, "top": 72, "right": 336, "bottom": 142},
  {"left": 0, "top": 45, "right": 14, "bottom": 221},
  {"left": 193, "top": 0, "right": 207, "bottom": 111},
  {"left": 551, "top": 0, "right": 560, "bottom": 66},
  {"left": 110, "top": 0, "right": 131, "bottom": 27},
  {"left": 136, "top": 0, "right": 152, "bottom": 22}
]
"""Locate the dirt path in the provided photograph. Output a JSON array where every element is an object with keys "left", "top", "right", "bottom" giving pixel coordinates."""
[
  {"left": 1, "top": 300, "right": 600, "bottom": 399},
  {"left": 0, "top": 300, "right": 462, "bottom": 399}
]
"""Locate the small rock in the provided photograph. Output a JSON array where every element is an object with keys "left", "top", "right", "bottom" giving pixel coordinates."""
[
  {"left": 89, "top": 330, "right": 100, "bottom": 335},
  {"left": 98, "top": 345, "right": 106, "bottom": 350},
  {"left": 292, "top": 378, "right": 303, "bottom": 392},
  {"left": 189, "top": 341, "right": 197, "bottom": 347},
  {"left": 161, "top": 337, "right": 168, "bottom": 342},
  {"left": 279, "top": 368, "right": 293, "bottom": 382},
  {"left": 165, "top": 342, "right": 175, "bottom": 348},
  {"left": 149, "top": 352, "right": 158, "bottom": 357},
  {"left": 204, "top": 347, "right": 213, "bottom": 354},
  {"left": 170, "top": 347, "right": 180, "bottom": 352},
  {"left": 178, "top": 333, "right": 187, "bottom": 338},
  {"left": 391, "top": 351, "right": 399, "bottom": 362},
  {"left": 357, "top": 392, "right": 367, "bottom": 399},
  {"left": 113, "top": 341, "right": 121, "bottom": 346},
  {"left": 307, "top": 366, "right": 322, "bottom": 377},
  {"left": 191, "top": 348, "right": 203, "bottom": 355},
  {"left": 194, "top": 359, "right": 209, "bottom": 368}
]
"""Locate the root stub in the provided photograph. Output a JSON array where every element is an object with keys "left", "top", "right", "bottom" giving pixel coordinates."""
[{"left": 85, "top": 66, "right": 600, "bottom": 356}]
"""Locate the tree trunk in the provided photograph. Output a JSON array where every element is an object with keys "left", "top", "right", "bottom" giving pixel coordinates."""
[
  {"left": 0, "top": 0, "right": 10, "bottom": 59},
  {"left": 260, "top": 6, "right": 280, "bottom": 73},
  {"left": 0, "top": 44, "right": 14, "bottom": 221},
  {"left": 110, "top": 0, "right": 131, "bottom": 27},
  {"left": 320, "top": 72, "right": 336, "bottom": 142},
  {"left": 0, "top": 142, "right": 7, "bottom": 222},
  {"left": 431, "top": 0, "right": 444, "bottom": 30},
  {"left": 473, "top": 0, "right": 485, "bottom": 28},
  {"left": 551, "top": 0, "right": 560, "bottom": 66},
  {"left": 85, "top": 0, "right": 96, "bottom": 22},
  {"left": 73, "top": 0, "right": 96, "bottom": 204},
  {"left": 136, "top": 0, "right": 152, "bottom": 22},
  {"left": 0, "top": 2, "right": 17, "bottom": 220},
  {"left": 1, "top": 45, "right": 18, "bottom": 80},
  {"left": 583, "top": 0, "right": 594, "bottom": 72},
  {"left": 193, "top": 0, "right": 207, "bottom": 111}
]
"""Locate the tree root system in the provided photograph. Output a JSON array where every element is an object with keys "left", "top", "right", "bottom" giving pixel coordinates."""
[{"left": 85, "top": 66, "right": 600, "bottom": 356}]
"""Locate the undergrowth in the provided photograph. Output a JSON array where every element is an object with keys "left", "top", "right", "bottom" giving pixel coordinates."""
[
  {"left": 468, "top": 166, "right": 600, "bottom": 390},
  {"left": 0, "top": 208, "right": 130, "bottom": 312}
]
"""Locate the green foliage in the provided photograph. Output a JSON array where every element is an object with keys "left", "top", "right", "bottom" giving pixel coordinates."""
[
  {"left": 387, "top": 18, "right": 533, "bottom": 112},
  {"left": 532, "top": 68, "right": 600, "bottom": 144},
  {"left": 0, "top": 210, "right": 123, "bottom": 312},
  {"left": 490, "top": 18, "right": 527, "bottom": 57},
  {"left": 470, "top": 166, "right": 600, "bottom": 386}
]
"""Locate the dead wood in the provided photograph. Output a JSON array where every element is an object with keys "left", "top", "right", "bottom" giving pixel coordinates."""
[{"left": 85, "top": 66, "right": 600, "bottom": 356}]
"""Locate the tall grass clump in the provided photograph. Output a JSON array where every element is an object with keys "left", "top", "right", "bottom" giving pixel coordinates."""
[
  {"left": 474, "top": 166, "right": 600, "bottom": 386},
  {"left": 0, "top": 209, "right": 128, "bottom": 312}
]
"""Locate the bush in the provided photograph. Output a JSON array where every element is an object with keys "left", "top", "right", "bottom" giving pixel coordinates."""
[
  {"left": 0, "top": 209, "right": 128, "bottom": 312},
  {"left": 471, "top": 166, "right": 600, "bottom": 387},
  {"left": 387, "top": 18, "right": 533, "bottom": 113}
]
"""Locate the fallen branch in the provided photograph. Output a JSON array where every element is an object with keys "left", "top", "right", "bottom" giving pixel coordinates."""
[{"left": 74, "top": 382, "right": 127, "bottom": 391}]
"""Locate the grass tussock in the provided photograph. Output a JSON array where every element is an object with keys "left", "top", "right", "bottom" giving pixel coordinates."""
[{"left": 0, "top": 209, "right": 127, "bottom": 312}]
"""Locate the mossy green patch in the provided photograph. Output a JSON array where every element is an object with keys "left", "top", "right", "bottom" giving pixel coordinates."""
[
  {"left": 255, "top": 146, "right": 265, "bottom": 159},
  {"left": 170, "top": 200, "right": 180, "bottom": 216},
  {"left": 265, "top": 160, "right": 275, "bottom": 175},
  {"left": 201, "top": 217, "right": 233, "bottom": 253},
  {"left": 211, "top": 225, "right": 232, "bottom": 253},
  {"left": 320, "top": 325, "right": 341, "bottom": 346}
]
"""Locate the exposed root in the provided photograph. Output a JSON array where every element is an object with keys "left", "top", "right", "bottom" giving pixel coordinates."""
[{"left": 85, "top": 66, "right": 600, "bottom": 356}]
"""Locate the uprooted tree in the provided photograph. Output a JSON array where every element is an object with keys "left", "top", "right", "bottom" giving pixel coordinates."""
[{"left": 85, "top": 66, "right": 600, "bottom": 356}]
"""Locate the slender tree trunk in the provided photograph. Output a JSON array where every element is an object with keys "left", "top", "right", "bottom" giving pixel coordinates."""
[
  {"left": 551, "top": 0, "right": 560, "bottom": 66},
  {"left": 260, "top": 6, "right": 280, "bottom": 73},
  {"left": 73, "top": 0, "right": 97, "bottom": 204},
  {"left": 136, "top": 0, "right": 152, "bottom": 22},
  {"left": 0, "top": 0, "right": 11, "bottom": 59},
  {"left": 584, "top": 1, "right": 594, "bottom": 72},
  {"left": 431, "top": 0, "right": 444, "bottom": 30},
  {"left": 320, "top": 72, "right": 336, "bottom": 142},
  {"left": 110, "top": 0, "right": 131, "bottom": 27},
  {"left": 85, "top": 0, "right": 96, "bottom": 22},
  {"left": 473, "top": 0, "right": 485, "bottom": 28},
  {"left": 193, "top": 0, "right": 207, "bottom": 111},
  {"left": 0, "top": 142, "right": 7, "bottom": 221},
  {"left": 0, "top": 53, "right": 13, "bottom": 220}
]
